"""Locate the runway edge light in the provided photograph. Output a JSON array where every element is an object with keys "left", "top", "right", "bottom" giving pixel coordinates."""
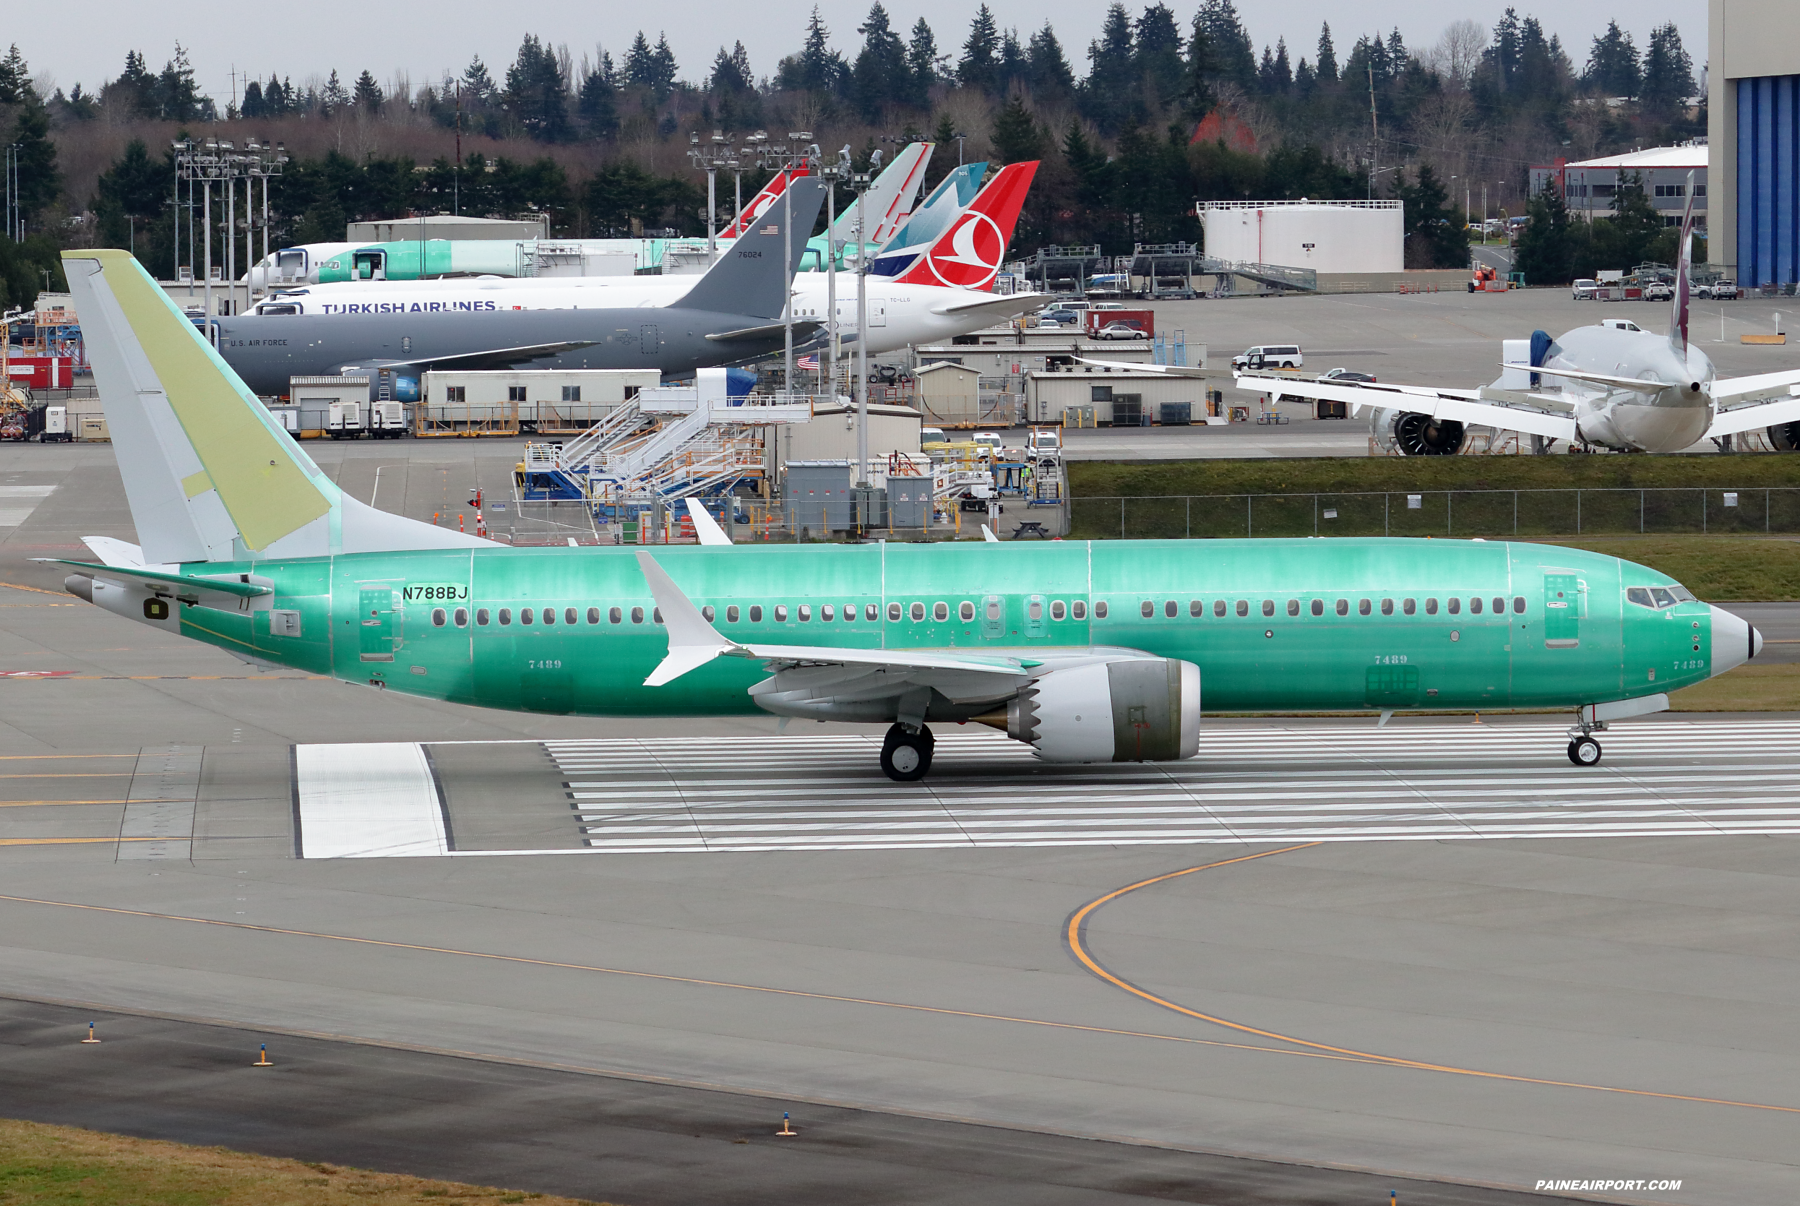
[
  {"left": 81, "top": 1021, "right": 100, "bottom": 1043},
  {"left": 254, "top": 1043, "right": 273, "bottom": 1067}
]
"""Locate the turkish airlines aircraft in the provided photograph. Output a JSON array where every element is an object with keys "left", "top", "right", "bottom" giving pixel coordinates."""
[{"left": 255, "top": 161, "right": 1046, "bottom": 356}]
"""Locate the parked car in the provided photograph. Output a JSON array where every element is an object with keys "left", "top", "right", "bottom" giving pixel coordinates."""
[
  {"left": 1231, "top": 344, "right": 1304, "bottom": 370},
  {"left": 1572, "top": 279, "right": 1599, "bottom": 300},
  {"left": 1643, "top": 281, "right": 1674, "bottom": 302},
  {"left": 971, "top": 431, "right": 1004, "bottom": 460},
  {"left": 1318, "top": 367, "right": 1378, "bottom": 384},
  {"left": 1711, "top": 279, "right": 1740, "bottom": 300},
  {"left": 1037, "top": 307, "right": 1081, "bottom": 326},
  {"left": 920, "top": 426, "right": 948, "bottom": 449},
  {"left": 1093, "top": 320, "right": 1148, "bottom": 340},
  {"left": 1026, "top": 427, "right": 1061, "bottom": 467}
]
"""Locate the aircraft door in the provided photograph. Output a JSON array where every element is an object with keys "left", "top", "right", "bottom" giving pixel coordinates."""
[
  {"left": 352, "top": 250, "right": 386, "bottom": 280},
  {"left": 1543, "top": 573, "right": 1585, "bottom": 649},
  {"left": 870, "top": 302, "right": 887, "bottom": 327},
  {"left": 981, "top": 594, "right": 1005, "bottom": 640},
  {"left": 640, "top": 324, "right": 660, "bottom": 355},
  {"left": 358, "top": 586, "right": 399, "bottom": 661}
]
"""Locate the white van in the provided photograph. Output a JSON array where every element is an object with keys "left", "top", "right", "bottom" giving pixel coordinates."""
[{"left": 1231, "top": 344, "right": 1304, "bottom": 370}]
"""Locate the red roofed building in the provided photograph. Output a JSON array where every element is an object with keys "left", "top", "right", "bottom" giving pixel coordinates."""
[{"left": 1189, "top": 110, "right": 1258, "bottom": 155}]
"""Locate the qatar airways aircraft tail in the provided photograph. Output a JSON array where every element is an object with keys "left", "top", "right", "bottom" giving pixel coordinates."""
[
  {"left": 1669, "top": 171, "right": 1697, "bottom": 356},
  {"left": 881, "top": 161, "right": 1039, "bottom": 291}
]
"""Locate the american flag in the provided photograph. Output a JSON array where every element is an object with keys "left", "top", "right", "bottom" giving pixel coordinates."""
[{"left": 796, "top": 354, "right": 819, "bottom": 371}]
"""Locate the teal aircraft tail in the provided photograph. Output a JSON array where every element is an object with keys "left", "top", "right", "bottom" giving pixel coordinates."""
[{"left": 60, "top": 249, "right": 492, "bottom": 565}]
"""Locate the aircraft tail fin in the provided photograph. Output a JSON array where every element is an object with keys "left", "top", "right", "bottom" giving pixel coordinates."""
[
  {"left": 870, "top": 162, "right": 989, "bottom": 275},
  {"left": 889, "top": 161, "right": 1038, "bottom": 290},
  {"left": 680, "top": 177, "right": 827, "bottom": 320},
  {"left": 721, "top": 166, "right": 808, "bottom": 239},
  {"left": 831, "top": 143, "right": 933, "bottom": 248},
  {"left": 1671, "top": 169, "right": 1697, "bottom": 356},
  {"left": 61, "top": 249, "right": 492, "bottom": 564}
]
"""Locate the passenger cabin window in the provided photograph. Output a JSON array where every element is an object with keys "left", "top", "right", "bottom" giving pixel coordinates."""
[
  {"left": 631, "top": 607, "right": 644, "bottom": 624},
  {"left": 910, "top": 602, "right": 925, "bottom": 621},
  {"left": 798, "top": 605, "right": 811, "bottom": 622},
  {"left": 726, "top": 605, "right": 739, "bottom": 623},
  {"left": 1095, "top": 601, "right": 1108, "bottom": 618},
  {"left": 1358, "top": 599, "right": 1371, "bottom": 616},
  {"left": 1492, "top": 597, "right": 1505, "bottom": 615},
  {"left": 1164, "top": 600, "right": 1176, "bottom": 618},
  {"left": 1189, "top": 600, "right": 1202, "bottom": 617},
  {"left": 1213, "top": 600, "right": 1226, "bottom": 618},
  {"left": 566, "top": 608, "right": 578, "bottom": 625},
  {"left": 432, "top": 608, "right": 446, "bottom": 627},
  {"left": 1141, "top": 601, "right": 1155, "bottom": 618},
  {"left": 588, "top": 607, "right": 600, "bottom": 624},
  {"left": 521, "top": 608, "right": 535, "bottom": 625},
  {"left": 1513, "top": 597, "right": 1526, "bottom": 614},
  {"left": 1310, "top": 599, "right": 1323, "bottom": 616},
  {"left": 701, "top": 606, "right": 714, "bottom": 622},
  {"left": 750, "top": 605, "right": 763, "bottom": 622},
  {"left": 889, "top": 603, "right": 902, "bottom": 621},
  {"left": 960, "top": 601, "right": 975, "bottom": 621},
  {"left": 1426, "top": 598, "right": 1439, "bottom": 615},
  {"left": 1336, "top": 599, "right": 1348, "bottom": 616},
  {"left": 1262, "top": 600, "right": 1275, "bottom": 617},
  {"left": 1403, "top": 599, "right": 1416, "bottom": 616},
  {"left": 774, "top": 605, "right": 788, "bottom": 622},
  {"left": 454, "top": 607, "right": 468, "bottom": 627},
  {"left": 477, "top": 608, "right": 491, "bottom": 626},
  {"left": 1470, "top": 598, "right": 1483, "bottom": 615},
  {"left": 654, "top": 608, "right": 664, "bottom": 624},
  {"left": 1072, "top": 601, "right": 1087, "bottom": 620},
  {"left": 610, "top": 607, "right": 623, "bottom": 624},
  {"left": 865, "top": 603, "right": 878, "bottom": 620},
  {"left": 1235, "top": 600, "right": 1248, "bottom": 617},
  {"left": 822, "top": 604, "right": 834, "bottom": 621},
  {"left": 1447, "top": 598, "right": 1461, "bottom": 615},
  {"left": 1030, "top": 599, "right": 1043, "bottom": 621},
  {"left": 1051, "top": 600, "right": 1066, "bottom": 621},
  {"left": 933, "top": 602, "right": 947, "bottom": 621},
  {"left": 1381, "top": 599, "right": 1394, "bottom": 616},
  {"left": 1287, "top": 599, "right": 1300, "bottom": 616},
  {"left": 499, "top": 608, "right": 512, "bottom": 625},
  {"left": 542, "top": 608, "right": 554, "bottom": 625}
]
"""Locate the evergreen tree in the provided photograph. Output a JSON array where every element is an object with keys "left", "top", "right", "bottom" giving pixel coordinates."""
[
  {"left": 623, "top": 33, "right": 656, "bottom": 90},
  {"left": 996, "top": 29, "right": 1027, "bottom": 96},
  {"left": 578, "top": 59, "right": 619, "bottom": 138},
  {"left": 650, "top": 33, "right": 678, "bottom": 99},
  {"left": 1294, "top": 57, "right": 1316, "bottom": 95},
  {"left": 906, "top": 18, "right": 939, "bottom": 101},
  {"left": 240, "top": 79, "right": 265, "bottom": 118},
  {"left": 958, "top": 4, "right": 999, "bottom": 93},
  {"left": 852, "top": 3, "right": 908, "bottom": 118},
  {"left": 1583, "top": 21, "right": 1639, "bottom": 96},
  {"left": 321, "top": 69, "right": 350, "bottom": 116},
  {"left": 157, "top": 44, "right": 204, "bottom": 122},
  {"left": 1134, "top": 4, "right": 1185, "bottom": 108},
  {"left": 1082, "top": 4, "right": 1136, "bottom": 133},
  {"left": 109, "top": 51, "right": 158, "bottom": 118},
  {"left": 1193, "top": 0, "right": 1255, "bottom": 89},
  {"left": 777, "top": 8, "right": 846, "bottom": 96},
  {"left": 1316, "top": 23, "right": 1338, "bottom": 84},
  {"left": 507, "top": 35, "right": 572, "bottom": 141},
  {"left": 991, "top": 93, "right": 1044, "bottom": 164},
  {"left": 462, "top": 56, "right": 497, "bottom": 101},
  {"left": 1640, "top": 23, "right": 1694, "bottom": 116},
  {"left": 94, "top": 138, "right": 172, "bottom": 264},
  {"left": 0, "top": 44, "right": 32, "bottom": 103},
  {"left": 353, "top": 69, "right": 384, "bottom": 113},
  {"left": 1025, "top": 23, "right": 1075, "bottom": 100},
  {"left": 1395, "top": 164, "right": 1469, "bottom": 268},
  {"left": 710, "top": 43, "right": 752, "bottom": 93},
  {"left": 1514, "top": 180, "right": 1582, "bottom": 284},
  {"left": 8, "top": 99, "right": 61, "bottom": 228},
  {"left": 1181, "top": 15, "right": 1216, "bottom": 120}
]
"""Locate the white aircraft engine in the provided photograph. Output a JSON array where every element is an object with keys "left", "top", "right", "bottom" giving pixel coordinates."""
[
  {"left": 1005, "top": 658, "right": 1200, "bottom": 763},
  {"left": 1370, "top": 406, "right": 1467, "bottom": 456}
]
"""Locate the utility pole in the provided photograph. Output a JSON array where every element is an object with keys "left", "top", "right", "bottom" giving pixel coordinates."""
[
  {"left": 852, "top": 165, "right": 872, "bottom": 494},
  {"left": 816, "top": 150, "right": 844, "bottom": 399},
  {"left": 1367, "top": 62, "right": 1378, "bottom": 200},
  {"left": 688, "top": 129, "right": 734, "bottom": 261}
]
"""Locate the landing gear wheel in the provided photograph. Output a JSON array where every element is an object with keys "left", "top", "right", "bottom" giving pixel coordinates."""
[
  {"left": 881, "top": 723, "right": 934, "bottom": 782},
  {"left": 1567, "top": 736, "right": 1602, "bottom": 766}
]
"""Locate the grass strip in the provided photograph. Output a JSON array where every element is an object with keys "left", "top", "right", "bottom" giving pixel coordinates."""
[{"left": 0, "top": 1117, "right": 615, "bottom": 1206}]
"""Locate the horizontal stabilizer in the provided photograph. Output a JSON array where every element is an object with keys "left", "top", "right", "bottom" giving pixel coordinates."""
[{"left": 38, "top": 558, "right": 271, "bottom": 598}]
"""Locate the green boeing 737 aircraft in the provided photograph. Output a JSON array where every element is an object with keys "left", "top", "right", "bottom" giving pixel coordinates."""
[{"left": 54, "top": 249, "right": 1759, "bottom": 781}]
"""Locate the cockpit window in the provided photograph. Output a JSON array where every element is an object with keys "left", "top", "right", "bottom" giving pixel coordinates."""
[
  {"left": 1628, "top": 586, "right": 1688, "bottom": 610},
  {"left": 1669, "top": 585, "right": 1695, "bottom": 602},
  {"left": 1626, "top": 588, "right": 1655, "bottom": 608},
  {"left": 1650, "top": 587, "right": 1678, "bottom": 608}
]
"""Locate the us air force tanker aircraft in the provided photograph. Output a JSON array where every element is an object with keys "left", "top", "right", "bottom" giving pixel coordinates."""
[
  {"left": 214, "top": 178, "right": 828, "bottom": 397},
  {"left": 53, "top": 247, "right": 1760, "bottom": 781},
  {"left": 247, "top": 163, "right": 1043, "bottom": 360},
  {"left": 1233, "top": 184, "right": 1800, "bottom": 454}
]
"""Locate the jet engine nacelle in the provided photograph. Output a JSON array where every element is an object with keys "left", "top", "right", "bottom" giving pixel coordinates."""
[
  {"left": 1370, "top": 406, "right": 1466, "bottom": 456},
  {"left": 1006, "top": 658, "right": 1200, "bottom": 763}
]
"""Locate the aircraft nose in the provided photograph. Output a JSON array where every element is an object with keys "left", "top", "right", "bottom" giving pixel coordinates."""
[{"left": 1708, "top": 605, "right": 1756, "bottom": 676}]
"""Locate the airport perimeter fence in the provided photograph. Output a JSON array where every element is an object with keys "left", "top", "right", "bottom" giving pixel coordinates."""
[{"left": 1073, "top": 489, "right": 1800, "bottom": 541}]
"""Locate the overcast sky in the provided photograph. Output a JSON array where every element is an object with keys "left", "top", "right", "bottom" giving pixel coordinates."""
[{"left": 26, "top": 0, "right": 1707, "bottom": 106}]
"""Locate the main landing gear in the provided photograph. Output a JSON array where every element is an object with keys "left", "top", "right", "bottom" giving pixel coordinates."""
[{"left": 881, "top": 723, "right": 934, "bottom": 782}]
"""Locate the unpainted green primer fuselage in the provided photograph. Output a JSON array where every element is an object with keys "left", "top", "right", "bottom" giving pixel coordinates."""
[{"left": 166, "top": 539, "right": 1717, "bottom": 718}]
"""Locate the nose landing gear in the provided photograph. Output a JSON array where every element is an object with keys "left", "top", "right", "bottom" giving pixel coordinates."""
[
  {"left": 1567, "top": 735, "right": 1603, "bottom": 766},
  {"left": 881, "top": 723, "right": 935, "bottom": 782}
]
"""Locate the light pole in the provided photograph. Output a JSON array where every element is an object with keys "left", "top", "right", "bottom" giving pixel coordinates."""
[
  {"left": 688, "top": 129, "right": 735, "bottom": 261},
  {"left": 814, "top": 149, "right": 848, "bottom": 399},
  {"left": 851, "top": 166, "right": 872, "bottom": 494},
  {"left": 953, "top": 130, "right": 967, "bottom": 166}
]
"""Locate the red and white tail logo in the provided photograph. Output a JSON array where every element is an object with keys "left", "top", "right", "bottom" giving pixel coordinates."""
[
  {"left": 894, "top": 162, "right": 1039, "bottom": 290},
  {"left": 722, "top": 168, "right": 809, "bottom": 239}
]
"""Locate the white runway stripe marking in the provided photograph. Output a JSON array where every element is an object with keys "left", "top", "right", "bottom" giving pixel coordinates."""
[
  {"left": 537, "top": 723, "right": 1800, "bottom": 853},
  {"left": 295, "top": 743, "right": 447, "bottom": 858}
]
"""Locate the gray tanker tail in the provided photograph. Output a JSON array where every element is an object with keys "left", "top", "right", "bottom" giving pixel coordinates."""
[{"left": 216, "top": 178, "right": 828, "bottom": 397}]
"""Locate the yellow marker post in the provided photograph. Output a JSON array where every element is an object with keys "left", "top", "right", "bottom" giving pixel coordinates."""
[
  {"left": 253, "top": 1043, "right": 273, "bottom": 1066},
  {"left": 81, "top": 1021, "right": 100, "bottom": 1043},
  {"left": 776, "top": 1111, "right": 796, "bottom": 1136}
]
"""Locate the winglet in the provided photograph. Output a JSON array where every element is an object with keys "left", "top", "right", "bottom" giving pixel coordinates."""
[
  {"left": 981, "top": 524, "right": 1000, "bottom": 543},
  {"left": 685, "top": 497, "right": 733, "bottom": 546},
  {"left": 635, "top": 552, "right": 745, "bottom": 685}
]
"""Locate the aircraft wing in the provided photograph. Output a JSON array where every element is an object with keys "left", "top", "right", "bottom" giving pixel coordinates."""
[
  {"left": 1077, "top": 357, "right": 1207, "bottom": 378},
  {"left": 387, "top": 340, "right": 598, "bottom": 372},
  {"left": 635, "top": 552, "right": 1031, "bottom": 687},
  {"left": 1712, "top": 369, "right": 1800, "bottom": 406},
  {"left": 1237, "top": 375, "right": 1580, "bottom": 442},
  {"left": 1707, "top": 395, "right": 1800, "bottom": 438}
]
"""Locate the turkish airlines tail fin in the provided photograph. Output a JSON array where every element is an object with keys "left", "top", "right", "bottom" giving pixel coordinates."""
[
  {"left": 831, "top": 143, "right": 933, "bottom": 248},
  {"left": 869, "top": 162, "right": 989, "bottom": 276},
  {"left": 889, "top": 161, "right": 1039, "bottom": 290},
  {"left": 1671, "top": 169, "right": 1697, "bottom": 356},
  {"left": 721, "top": 167, "right": 809, "bottom": 239}
]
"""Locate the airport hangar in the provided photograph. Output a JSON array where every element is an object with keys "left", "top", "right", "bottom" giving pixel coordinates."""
[{"left": 1709, "top": 0, "right": 1800, "bottom": 289}]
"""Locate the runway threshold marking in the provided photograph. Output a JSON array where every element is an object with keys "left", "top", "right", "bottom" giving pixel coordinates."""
[
  {"left": 1065, "top": 848, "right": 1800, "bottom": 1116},
  {"left": 1, "top": 885, "right": 1797, "bottom": 1116}
]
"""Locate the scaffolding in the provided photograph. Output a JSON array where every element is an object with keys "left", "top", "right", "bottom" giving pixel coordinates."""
[
  {"left": 1129, "top": 243, "right": 1203, "bottom": 298},
  {"left": 1023, "top": 245, "right": 1104, "bottom": 297}
]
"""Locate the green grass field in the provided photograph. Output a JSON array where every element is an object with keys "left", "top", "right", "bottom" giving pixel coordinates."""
[{"left": 0, "top": 1118, "right": 612, "bottom": 1206}]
